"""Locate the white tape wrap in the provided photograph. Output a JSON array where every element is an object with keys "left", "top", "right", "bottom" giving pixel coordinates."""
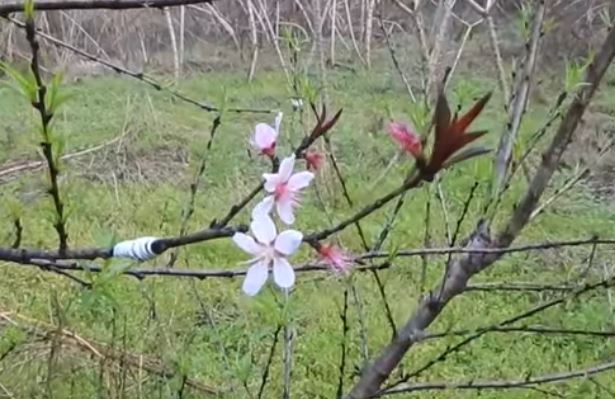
[{"left": 112, "top": 236, "right": 160, "bottom": 261}]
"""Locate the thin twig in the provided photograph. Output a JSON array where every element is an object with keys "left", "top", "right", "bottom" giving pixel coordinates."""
[
  {"left": 24, "top": 9, "right": 69, "bottom": 253},
  {"left": 257, "top": 325, "right": 282, "bottom": 399},
  {"left": 6, "top": 16, "right": 272, "bottom": 115},
  {"left": 380, "top": 359, "right": 615, "bottom": 396}
]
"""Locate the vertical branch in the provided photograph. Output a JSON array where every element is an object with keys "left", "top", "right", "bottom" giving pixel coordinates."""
[
  {"left": 168, "top": 115, "right": 222, "bottom": 267},
  {"left": 343, "top": 0, "right": 366, "bottom": 65},
  {"left": 24, "top": 9, "right": 69, "bottom": 254},
  {"left": 257, "top": 325, "right": 282, "bottom": 399},
  {"left": 377, "top": 10, "right": 416, "bottom": 102},
  {"left": 364, "top": 0, "right": 376, "bottom": 69},
  {"left": 330, "top": 0, "right": 337, "bottom": 64},
  {"left": 336, "top": 286, "right": 349, "bottom": 399},
  {"left": 426, "top": 0, "right": 456, "bottom": 100},
  {"left": 164, "top": 7, "right": 180, "bottom": 80},
  {"left": 282, "top": 290, "right": 294, "bottom": 399},
  {"left": 246, "top": 0, "right": 259, "bottom": 81},
  {"left": 313, "top": 0, "right": 329, "bottom": 104},
  {"left": 491, "top": 0, "right": 545, "bottom": 198},
  {"left": 487, "top": 14, "right": 510, "bottom": 104},
  {"left": 179, "top": 5, "right": 185, "bottom": 71}
]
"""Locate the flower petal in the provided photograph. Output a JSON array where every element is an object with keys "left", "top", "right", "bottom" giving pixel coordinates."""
[
  {"left": 251, "top": 213, "right": 277, "bottom": 244},
  {"left": 253, "top": 123, "right": 277, "bottom": 149},
  {"left": 287, "top": 171, "right": 314, "bottom": 191},
  {"left": 274, "top": 230, "right": 303, "bottom": 255},
  {"left": 273, "top": 257, "right": 295, "bottom": 289},
  {"left": 276, "top": 199, "right": 295, "bottom": 225},
  {"left": 232, "top": 233, "right": 262, "bottom": 256},
  {"left": 262, "top": 173, "right": 279, "bottom": 192},
  {"left": 242, "top": 261, "right": 269, "bottom": 296},
  {"left": 278, "top": 154, "right": 296, "bottom": 182},
  {"left": 252, "top": 196, "right": 275, "bottom": 219}
]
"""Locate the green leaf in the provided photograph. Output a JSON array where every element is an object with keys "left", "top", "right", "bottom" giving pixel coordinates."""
[
  {"left": 46, "top": 72, "right": 73, "bottom": 113},
  {"left": 23, "top": 0, "right": 35, "bottom": 20},
  {"left": 0, "top": 62, "right": 37, "bottom": 103}
]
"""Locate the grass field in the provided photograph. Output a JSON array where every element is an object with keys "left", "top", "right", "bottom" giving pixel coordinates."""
[{"left": 1, "top": 57, "right": 615, "bottom": 398}]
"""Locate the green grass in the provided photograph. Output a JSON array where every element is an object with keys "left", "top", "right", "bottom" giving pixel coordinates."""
[{"left": 1, "top": 60, "right": 615, "bottom": 399}]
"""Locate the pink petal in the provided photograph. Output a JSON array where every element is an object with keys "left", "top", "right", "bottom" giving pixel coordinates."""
[
  {"left": 262, "top": 173, "right": 280, "bottom": 192},
  {"left": 232, "top": 233, "right": 262, "bottom": 256},
  {"left": 272, "top": 257, "right": 295, "bottom": 289},
  {"left": 252, "top": 196, "right": 275, "bottom": 219},
  {"left": 287, "top": 171, "right": 314, "bottom": 191},
  {"left": 387, "top": 121, "right": 422, "bottom": 158},
  {"left": 278, "top": 154, "right": 296, "bottom": 182},
  {"left": 242, "top": 261, "right": 269, "bottom": 296},
  {"left": 276, "top": 199, "right": 295, "bottom": 225},
  {"left": 251, "top": 214, "right": 277, "bottom": 244},
  {"left": 253, "top": 123, "right": 277, "bottom": 149},
  {"left": 274, "top": 230, "right": 303, "bottom": 255}
]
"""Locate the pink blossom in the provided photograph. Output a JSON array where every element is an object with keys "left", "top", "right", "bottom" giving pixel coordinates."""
[
  {"left": 250, "top": 112, "right": 283, "bottom": 157},
  {"left": 318, "top": 243, "right": 351, "bottom": 273},
  {"left": 232, "top": 214, "right": 302, "bottom": 296},
  {"left": 304, "top": 150, "right": 324, "bottom": 171},
  {"left": 252, "top": 154, "right": 314, "bottom": 225},
  {"left": 387, "top": 121, "right": 422, "bottom": 158}
]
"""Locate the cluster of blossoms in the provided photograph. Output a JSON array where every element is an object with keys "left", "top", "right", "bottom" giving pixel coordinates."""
[{"left": 232, "top": 113, "right": 350, "bottom": 296}]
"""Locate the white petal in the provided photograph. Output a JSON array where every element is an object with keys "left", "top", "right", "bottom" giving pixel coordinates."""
[
  {"left": 251, "top": 196, "right": 275, "bottom": 219},
  {"left": 287, "top": 171, "right": 314, "bottom": 191},
  {"left": 251, "top": 213, "right": 277, "bottom": 244},
  {"left": 273, "top": 257, "right": 295, "bottom": 289},
  {"left": 242, "top": 261, "right": 269, "bottom": 296},
  {"left": 262, "top": 173, "right": 279, "bottom": 192},
  {"left": 232, "top": 233, "right": 262, "bottom": 256},
  {"left": 274, "top": 112, "right": 283, "bottom": 134},
  {"left": 276, "top": 199, "right": 295, "bottom": 225},
  {"left": 274, "top": 230, "right": 303, "bottom": 255},
  {"left": 253, "top": 123, "right": 277, "bottom": 149},
  {"left": 278, "top": 154, "right": 296, "bottom": 182}
]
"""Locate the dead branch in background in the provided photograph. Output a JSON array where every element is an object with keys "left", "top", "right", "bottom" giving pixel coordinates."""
[
  {"left": 0, "top": 310, "right": 219, "bottom": 396},
  {"left": 6, "top": 15, "right": 274, "bottom": 114},
  {"left": 426, "top": 0, "right": 456, "bottom": 100}
]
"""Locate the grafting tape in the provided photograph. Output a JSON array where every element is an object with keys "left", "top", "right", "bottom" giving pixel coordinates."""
[{"left": 112, "top": 236, "right": 160, "bottom": 261}]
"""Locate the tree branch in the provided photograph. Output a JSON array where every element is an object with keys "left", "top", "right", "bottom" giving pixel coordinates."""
[
  {"left": 345, "top": 23, "right": 615, "bottom": 399},
  {"left": 379, "top": 359, "right": 615, "bottom": 396},
  {"left": 0, "top": 0, "right": 214, "bottom": 14}
]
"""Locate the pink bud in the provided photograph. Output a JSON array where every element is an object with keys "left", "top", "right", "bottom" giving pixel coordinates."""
[
  {"left": 387, "top": 121, "right": 422, "bottom": 159},
  {"left": 304, "top": 150, "right": 324, "bottom": 171},
  {"left": 318, "top": 243, "right": 351, "bottom": 273}
]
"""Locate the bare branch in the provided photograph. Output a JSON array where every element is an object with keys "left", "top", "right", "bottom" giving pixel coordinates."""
[
  {"left": 6, "top": 16, "right": 273, "bottom": 114},
  {"left": 380, "top": 359, "right": 615, "bottom": 396},
  {"left": 492, "top": 0, "right": 545, "bottom": 198},
  {"left": 0, "top": 0, "right": 215, "bottom": 14}
]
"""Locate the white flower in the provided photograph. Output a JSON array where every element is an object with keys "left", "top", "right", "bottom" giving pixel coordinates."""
[
  {"left": 250, "top": 112, "right": 283, "bottom": 157},
  {"left": 252, "top": 154, "right": 314, "bottom": 225},
  {"left": 232, "top": 214, "right": 302, "bottom": 296}
]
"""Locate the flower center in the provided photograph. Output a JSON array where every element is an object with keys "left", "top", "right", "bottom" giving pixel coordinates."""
[{"left": 274, "top": 182, "right": 289, "bottom": 200}]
